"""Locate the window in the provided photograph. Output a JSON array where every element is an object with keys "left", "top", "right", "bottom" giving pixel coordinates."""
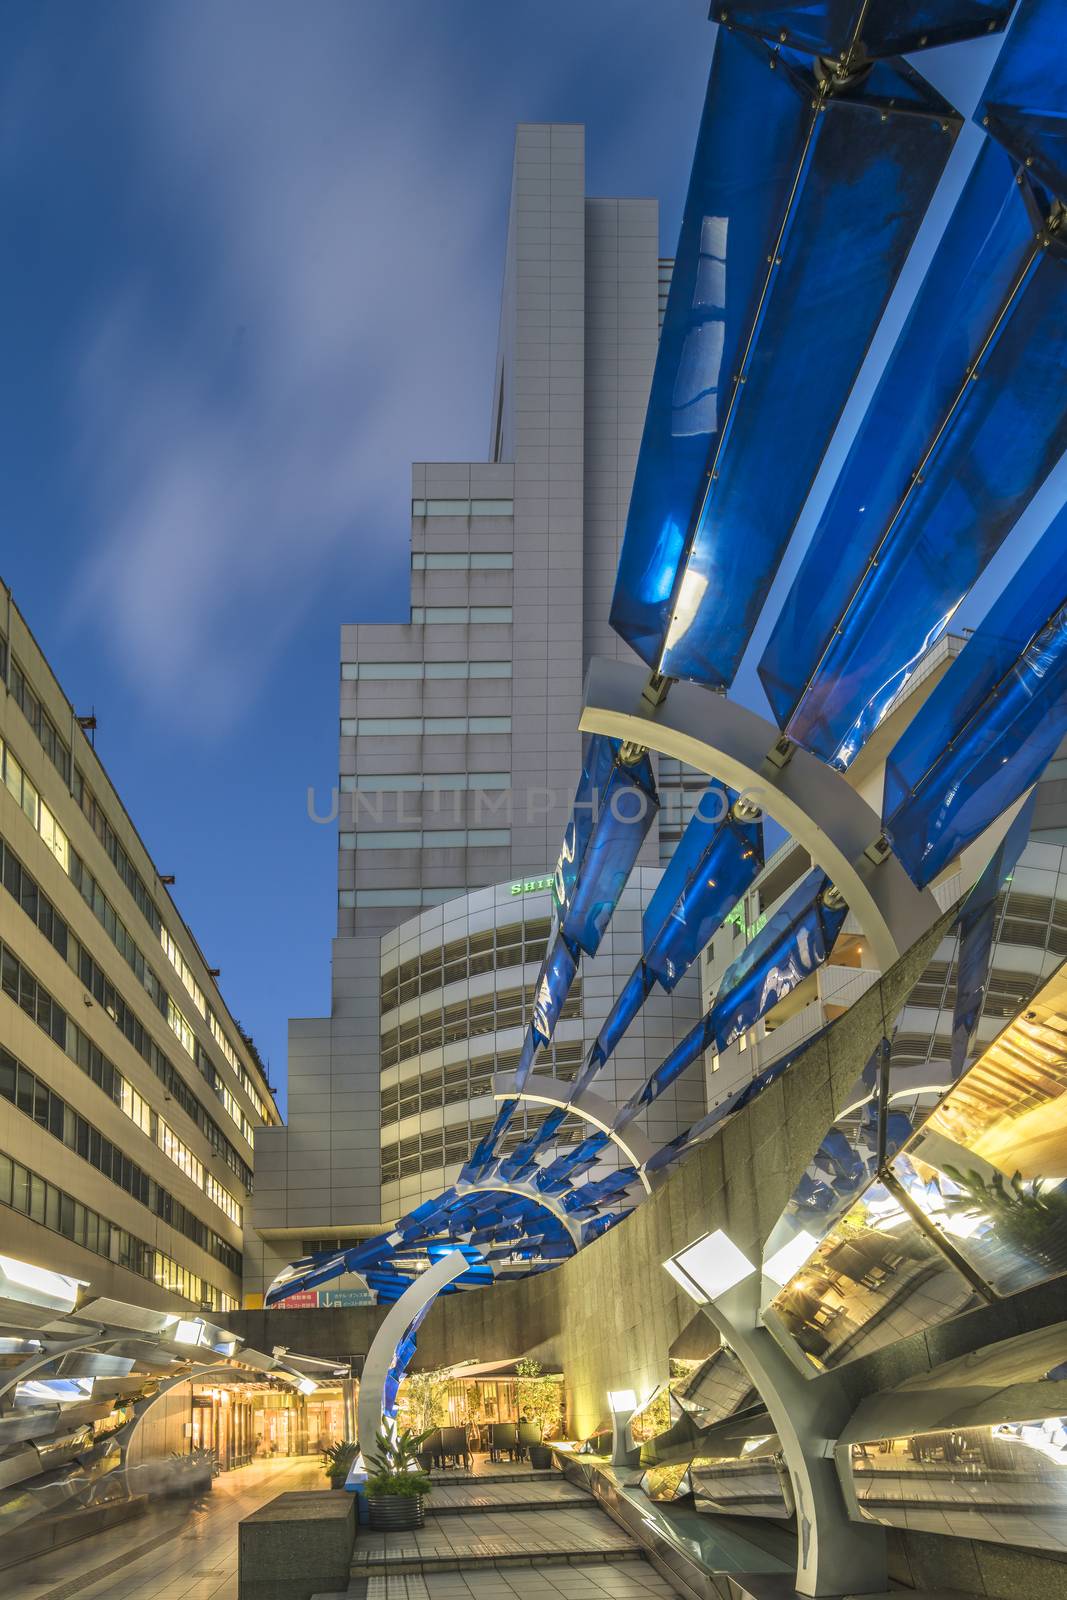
[
  {"left": 411, "top": 499, "right": 513, "bottom": 517},
  {"left": 412, "top": 553, "right": 513, "bottom": 570},
  {"left": 342, "top": 828, "right": 510, "bottom": 850},
  {"left": 341, "top": 773, "right": 510, "bottom": 792},
  {"left": 340, "top": 888, "right": 467, "bottom": 909},
  {"left": 158, "top": 1119, "right": 205, "bottom": 1187},
  {"left": 341, "top": 660, "right": 510, "bottom": 681},
  {"left": 342, "top": 716, "right": 511, "bottom": 736},
  {"left": 120, "top": 1078, "right": 153, "bottom": 1137},
  {"left": 167, "top": 998, "right": 196, "bottom": 1059},
  {"left": 409, "top": 607, "right": 512, "bottom": 625},
  {"left": 205, "top": 1172, "right": 242, "bottom": 1225},
  {"left": 161, "top": 928, "right": 207, "bottom": 1018}
]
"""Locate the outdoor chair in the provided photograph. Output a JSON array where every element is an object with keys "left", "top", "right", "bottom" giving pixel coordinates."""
[
  {"left": 517, "top": 1421, "right": 539, "bottom": 1460},
  {"left": 489, "top": 1422, "right": 519, "bottom": 1462},
  {"left": 421, "top": 1428, "right": 443, "bottom": 1468},
  {"left": 439, "top": 1425, "right": 471, "bottom": 1470}
]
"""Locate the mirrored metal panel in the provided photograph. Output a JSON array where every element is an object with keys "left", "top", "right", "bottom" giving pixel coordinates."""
[
  {"left": 849, "top": 1419, "right": 1067, "bottom": 1552},
  {"left": 692, "top": 1444, "right": 794, "bottom": 1519},
  {"left": 767, "top": 1181, "right": 983, "bottom": 1371},
  {"left": 719, "top": 0, "right": 1011, "bottom": 59}
]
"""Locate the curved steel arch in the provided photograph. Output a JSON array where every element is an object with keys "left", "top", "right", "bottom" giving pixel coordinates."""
[
  {"left": 580, "top": 658, "right": 939, "bottom": 972},
  {"left": 490, "top": 1080, "right": 656, "bottom": 1193},
  {"left": 456, "top": 1177, "right": 586, "bottom": 1248}
]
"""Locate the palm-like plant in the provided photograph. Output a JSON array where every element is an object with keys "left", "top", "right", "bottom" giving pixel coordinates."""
[
  {"left": 365, "top": 1426, "right": 434, "bottom": 1498},
  {"left": 320, "top": 1439, "right": 359, "bottom": 1486}
]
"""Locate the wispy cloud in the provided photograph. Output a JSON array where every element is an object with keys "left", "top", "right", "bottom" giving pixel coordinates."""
[{"left": 58, "top": 0, "right": 711, "bottom": 733}]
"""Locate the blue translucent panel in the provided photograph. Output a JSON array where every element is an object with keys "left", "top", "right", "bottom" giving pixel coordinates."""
[
  {"left": 760, "top": 142, "right": 1067, "bottom": 767},
  {"left": 709, "top": 869, "right": 847, "bottom": 1050},
  {"left": 951, "top": 793, "right": 1035, "bottom": 1078},
  {"left": 610, "top": 30, "right": 958, "bottom": 687},
  {"left": 570, "top": 963, "right": 657, "bottom": 1100},
  {"left": 643, "top": 791, "right": 764, "bottom": 990},
  {"left": 554, "top": 736, "right": 657, "bottom": 957},
  {"left": 460, "top": 1097, "right": 519, "bottom": 1181},
  {"left": 531, "top": 930, "right": 580, "bottom": 1046},
  {"left": 535, "top": 1131, "right": 610, "bottom": 1195},
  {"left": 497, "top": 1106, "right": 570, "bottom": 1180},
  {"left": 883, "top": 505, "right": 1067, "bottom": 887},
  {"left": 563, "top": 1167, "right": 639, "bottom": 1212},
  {"left": 720, "top": 0, "right": 1010, "bottom": 58},
  {"left": 977, "top": 0, "right": 1067, "bottom": 203}
]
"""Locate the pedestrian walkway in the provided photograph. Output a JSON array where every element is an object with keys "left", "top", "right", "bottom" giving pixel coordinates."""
[{"left": 4, "top": 1454, "right": 323, "bottom": 1600}]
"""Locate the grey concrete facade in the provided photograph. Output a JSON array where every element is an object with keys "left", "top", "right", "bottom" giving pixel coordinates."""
[{"left": 245, "top": 125, "right": 700, "bottom": 1302}]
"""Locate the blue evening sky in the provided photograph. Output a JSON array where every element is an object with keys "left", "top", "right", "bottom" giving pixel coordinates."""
[{"left": 1, "top": 3, "right": 1059, "bottom": 1113}]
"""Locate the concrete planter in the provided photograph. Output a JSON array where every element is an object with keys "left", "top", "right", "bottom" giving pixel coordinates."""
[{"left": 367, "top": 1493, "right": 425, "bottom": 1531}]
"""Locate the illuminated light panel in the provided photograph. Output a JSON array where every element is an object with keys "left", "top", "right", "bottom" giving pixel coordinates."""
[
  {"left": 760, "top": 138, "right": 1067, "bottom": 767},
  {"left": 607, "top": 1388, "right": 637, "bottom": 1414},
  {"left": 0, "top": 1254, "right": 85, "bottom": 1314},
  {"left": 763, "top": 1229, "right": 820, "bottom": 1286},
  {"left": 664, "top": 1230, "right": 757, "bottom": 1303},
  {"left": 610, "top": 29, "right": 959, "bottom": 687},
  {"left": 173, "top": 1319, "right": 205, "bottom": 1347}
]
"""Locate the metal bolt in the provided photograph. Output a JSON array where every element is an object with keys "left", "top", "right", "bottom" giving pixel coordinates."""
[{"left": 982, "top": 115, "right": 989, "bottom": 126}]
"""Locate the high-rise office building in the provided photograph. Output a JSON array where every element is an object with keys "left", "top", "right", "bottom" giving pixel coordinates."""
[
  {"left": 243, "top": 124, "right": 705, "bottom": 1303},
  {"left": 0, "top": 583, "right": 280, "bottom": 1315}
]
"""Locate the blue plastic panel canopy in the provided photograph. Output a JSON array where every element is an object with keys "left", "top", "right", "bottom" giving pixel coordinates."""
[
  {"left": 609, "top": 28, "right": 959, "bottom": 688},
  {"left": 719, "top": 0, "right": 1011, "bottom": 59},
  {"left": 710, "top": 868, "right": 848, "bottom": 1051},
  {"left": 531, "top": 929, "right": 580, "bottom": 1046},
  {"left": 643, "top": 786, "right": 764, "bottom": 990},
  {"left": 760, "top": 142, "right": 1067, "bottom": 768},
  {"left": 976, "top": 0, "right": 1067, "bottom": 203},
  {"left": 554, "top": 734, "right": 658, "bottom": 957},
  {"left": 883, "top": 506, "right": 1067, "bottom": 888}
]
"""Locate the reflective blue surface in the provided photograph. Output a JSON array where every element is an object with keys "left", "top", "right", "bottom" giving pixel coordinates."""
[
  {"left": 610, "top": 29, "right": 958, "bottom": 686},
  {"left": 721, "top": 0, "right": 1011, "bottom": 58},
  {"left": 977, "top": 0, "right": 1067, "bottom": 202},
  {"left": 531, "top": 929, "right": 581, "bottom": 1046},
  {"left": 708, "top": 868, "right": 848, "bottom": 1051},
  {"left": 884, "top": 504, "right": 1067, "bottom": 886},
  {"left": 760, "top": 141, "right": 1067, "bottom": 766},
  {"left": 555, "top": 734, "right": 658, "bottom": 957},
  {"left": 643, "top": 785, "right": 764, "bottom": 990}
]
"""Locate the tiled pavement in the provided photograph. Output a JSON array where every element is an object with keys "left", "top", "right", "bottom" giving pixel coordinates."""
[
  {"left": 427, "top": 1480, "right": 594, "bottom": 1515},
  {"left": 349, "top": 1566, "right": 682, "bottom": 1598},
  {"left": 3, "top": 1454, "right": 324, "bottom": 1600}
]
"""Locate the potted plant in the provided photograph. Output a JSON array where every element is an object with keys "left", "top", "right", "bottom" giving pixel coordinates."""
[
  {"left": 321, "top": 1440, "right": 360, "bottom": 1490},
  {"left": 365, "top": 1427, "right": 433, "bottom": 1531},
  {"left": 516, "top": 1358, "right": 563, "bottom": 1470}
]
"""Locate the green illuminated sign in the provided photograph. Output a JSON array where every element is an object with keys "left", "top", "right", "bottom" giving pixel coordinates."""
[
  {"left": 510, "top": 875, "right": 553, "bottom": 896},
  {"left": 724, "top": 903, "right": 766, "bottom": 942}
]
